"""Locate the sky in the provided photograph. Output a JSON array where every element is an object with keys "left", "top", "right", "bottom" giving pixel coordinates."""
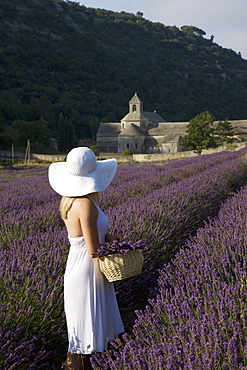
[{"left": 77, "top": 0, "right": 247, "bottom": 60}]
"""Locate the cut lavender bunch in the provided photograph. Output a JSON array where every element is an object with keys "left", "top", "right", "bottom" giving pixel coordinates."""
[{"left": 93, "top": 240, "right": 149, "bottom": 257}]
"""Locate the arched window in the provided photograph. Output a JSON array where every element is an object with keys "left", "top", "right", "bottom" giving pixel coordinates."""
[
  {"left": 132, "top": 104, "right": 137, "bottom": 112},
  {"left": 127, "top": 143, "right": 129, "bottom": 148}
]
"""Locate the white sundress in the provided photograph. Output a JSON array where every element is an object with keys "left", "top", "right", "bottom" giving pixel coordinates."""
[{"left": 64, "top": 203, "right": 124, "bottom": 354}]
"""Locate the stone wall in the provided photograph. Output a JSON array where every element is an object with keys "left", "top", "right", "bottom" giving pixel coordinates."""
[
  {"left": 0, "top": 150, "right": 66, "bottom": 162},
  {"left": 98, "top": 143, "right": 246, "bottom": 162},
  {"left": 132, "top": 143, "right": 246, "bottom": 162},
  {"left": 0, "top": 143, "right": 245, "bottom": 164}
]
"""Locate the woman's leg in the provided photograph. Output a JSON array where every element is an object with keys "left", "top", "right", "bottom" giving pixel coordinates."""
[
  {"left": 83, "top": 355, "right": 91, "bottom": 369},
  {"left": 63, "top": 352, "right": 91, "bottom": 370}
]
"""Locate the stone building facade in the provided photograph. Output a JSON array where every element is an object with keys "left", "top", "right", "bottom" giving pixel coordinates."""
[
  {"left": 96, "top": 93, "right": 247, "bottom": 154},
  {"left": 96, "top": 93, "right": 188, "bottom": 154}
]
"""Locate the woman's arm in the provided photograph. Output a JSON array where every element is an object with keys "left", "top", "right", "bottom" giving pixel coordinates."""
[
  {"left": 105, "top": 232, "right": 123, "bottom": 243},
  {"left": 74, "top": 197, "right": 101, "bottom": 258}
]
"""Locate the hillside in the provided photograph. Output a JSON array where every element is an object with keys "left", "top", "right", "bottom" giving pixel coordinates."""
[{"left": 1, "top": 0, "right": 247, "bottom": 146}]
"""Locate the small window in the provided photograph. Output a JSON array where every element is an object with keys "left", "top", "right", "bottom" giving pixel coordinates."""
[
  {"left": 132, "top": 104, "right": 137, "bottom": 112},
  {"left": 127, "top": 143, "right": 129, "bottom": 148},
  {"left": 135, "top": 144, "right": 138, "bottom": 149}
]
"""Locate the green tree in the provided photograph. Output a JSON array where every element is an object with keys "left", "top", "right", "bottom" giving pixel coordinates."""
[
  {"left": 181, "top": 111, "right": 216, "bottom": 154},
  {"left": 90, "top": 145, "right": 99, "bottom": 156},
  {"left": 181, "top": 25, "right": 206, "bottom": 37},
  {"left": 25, "top": 96, "right": 41, "bottom": 121},
  {"left": 13, "top": 119, "right": 50, "bottom": 147},
  {"left": 0, "top": 122, "right": 12, "bottom": 149},
  {"left": 87, "top": 115, "right": 100, "bottom": 139},
  {"left": 58, "top": 113, "right": 76, "bottom": 152},
  {"left": 215, "top": 119, "right": 234, "bottom": 145},
  {"left": 121, "top": 147, "right": 132, "bottom": 156},
  {"left": 5, "top": 125, "right": 20, "bottom": 147},
  {"left": 136, "top": 11, "right": 143, "bottom": 18}
]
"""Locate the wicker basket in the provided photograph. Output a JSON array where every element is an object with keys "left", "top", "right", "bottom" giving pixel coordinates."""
[{"left": 98, "top": 249, "right": 144, "bottom": 282}]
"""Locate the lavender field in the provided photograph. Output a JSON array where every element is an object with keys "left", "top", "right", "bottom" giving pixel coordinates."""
[{"left": 1, "top": 148, "right": 247, "bottom": 369}]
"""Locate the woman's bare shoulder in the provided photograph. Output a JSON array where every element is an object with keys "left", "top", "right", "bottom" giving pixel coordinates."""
[
  {"left": 72, "top": 197, "right": 97, "bottom": 216},
  {"left": 73, "top": 196, "right": 90, "bottom": 204}
]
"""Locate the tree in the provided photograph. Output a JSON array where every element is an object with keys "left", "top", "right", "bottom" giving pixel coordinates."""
[
  {"left": 215, "top": 119, "right": 234, "bottom": 146},
  {"left": 181, "top": 111, "right": 216, "bottom": 154},
  {"left": 5, "top": 125, "right": 20, "bottom": 146},
  {"left": 121, "top": 147, "right": 132, "bottom": 156},
  {"left": 58, "top": 113, "right": 77, "bottom": 152},
  {"left": 90, "top": 145, "right": 99, "bottom": 156},
  {"left": 0, "top": 122, "right": 12, "bottom": 149},
  {"left": 13, "top": 119, "right": 50, "bottom": 147},
  {"left": 181, "top": 26, "right": 206, "bottom": 37},
  {"left": 136, "top": 11, "right": 143, "bottom": 18},
  {"left": 87, "top": 115, "right": 100, "bottom": 139}
]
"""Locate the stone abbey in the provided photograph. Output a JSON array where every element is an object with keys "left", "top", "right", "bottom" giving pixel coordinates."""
[{"left": 96, "top": 93, "right": 247, "bottom": 154}]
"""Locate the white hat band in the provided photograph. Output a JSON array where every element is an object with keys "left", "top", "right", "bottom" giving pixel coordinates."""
[{"left": 68, "top": 163, "right": 97, "bottom": 177}]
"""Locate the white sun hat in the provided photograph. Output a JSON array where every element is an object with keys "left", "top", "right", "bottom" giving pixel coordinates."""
[{"left": 48, "top": 147, "right": 117, "bottom": 197}]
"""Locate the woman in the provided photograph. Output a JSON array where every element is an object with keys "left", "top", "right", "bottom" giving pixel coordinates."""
[{"left": 48, "top": 147, "right": 124, "bottom": 370}]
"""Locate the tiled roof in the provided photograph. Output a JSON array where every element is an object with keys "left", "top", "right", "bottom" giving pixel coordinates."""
[
  {"left": 162, "top": 134, "right": 181, "bottom": 143},
  {"left": 143, "top": 137, "right": 159, "bottom": 146},
  {"left": 148, "top": 122, "right": 188, "bottom": 136},
  {"left": 118, "top": 124, "right": 145, "bottom": 137},
  {"left": 97, "top": 122, "right": 121, "bottom": 137},
  {"left": 129, "top": 92, "right": 142, "bottom": 104},
  {"left": 121, "top": 111, "right": 165, "bottom": 123},
  {"left": 142, "top": 112, "right": 166, "bottom": 123}
]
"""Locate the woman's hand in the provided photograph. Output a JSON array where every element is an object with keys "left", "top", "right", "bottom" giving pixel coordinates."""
[{"left": 105, "top": 232, "right": 123, "bottom": 243}]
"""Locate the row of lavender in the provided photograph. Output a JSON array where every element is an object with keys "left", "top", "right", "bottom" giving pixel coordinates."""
[
  {"left": 1, "top": 149, "right": 247, "bottom": 369},
  {"left": 100, "top": 150, "right": 247, "bottom": 208},
  {"left": 106, "top": 149, "right": 247, "bottom": 308},
  {"left": 1, "top": 151, "right": 243, "bottom": 253},
  {"left": 92, "top": 174, "right": 247, "bottom": 369},
  {"left": 0, "top": 167, "right": 68, "bottom": 369}
]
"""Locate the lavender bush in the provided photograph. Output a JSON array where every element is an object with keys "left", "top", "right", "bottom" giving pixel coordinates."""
[
  {"left": 92, "top": 180, "right": 247, "bottom": 369},
  {"left": 1, "top": 149, "right": 247, "bottom": 368},
  {"left": 0, "top": 167, "right": 67, "bottom": 369},
  {"left": 100, "top": 149, "right": 247, "bottom": 208},
  {"left": 107, "top": 149, "right": 247, "bottom": 308}
]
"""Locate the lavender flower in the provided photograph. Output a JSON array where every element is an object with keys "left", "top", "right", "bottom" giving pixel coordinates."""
[{"left": 93, "top": 240, "right": 149, "bottom": 257}]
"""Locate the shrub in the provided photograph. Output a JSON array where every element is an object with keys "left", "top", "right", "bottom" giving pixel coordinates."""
[
  {"left": 89, "top": 145, "right": 100, "bottom": 156},
  {"left": 121, "top": 148, "right": 132, "bottom": 156}
]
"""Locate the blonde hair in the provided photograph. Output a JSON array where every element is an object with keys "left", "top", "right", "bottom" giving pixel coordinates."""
[
  {"left": 60, "top": 196, "right": 76, "bottom": 219},
  {"left": 87, "top": 192, "right": 99, "bottom": 205},
  {"left": 59, "top": 192, "right": 99, "bottom": 219}
]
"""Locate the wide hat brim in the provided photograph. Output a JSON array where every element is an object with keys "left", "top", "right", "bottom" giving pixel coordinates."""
[{"left": 48, "top": 158, "right": 117, "bottom": 197}]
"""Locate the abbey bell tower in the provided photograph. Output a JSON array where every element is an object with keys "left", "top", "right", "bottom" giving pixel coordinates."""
[
  {"left": 129, "top": 92, "right": 143, "bottom": 114},
  {"left": 121, "top": 92, "right": 148, "bottom": 129}
]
